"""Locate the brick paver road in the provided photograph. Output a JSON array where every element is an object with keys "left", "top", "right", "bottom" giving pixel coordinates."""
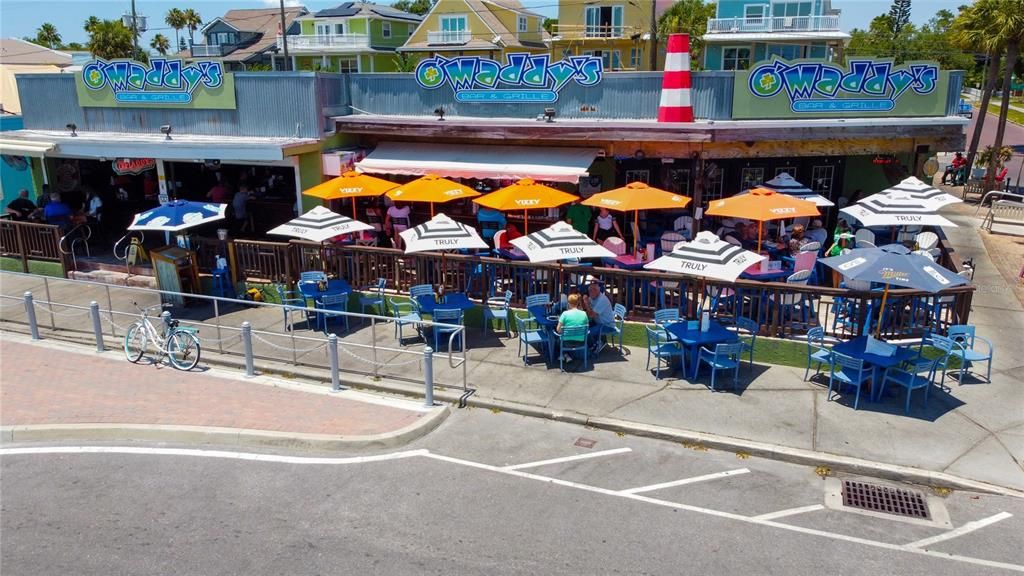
[{"left": 0, "top": 339, "right": 426, "bottom": 436}]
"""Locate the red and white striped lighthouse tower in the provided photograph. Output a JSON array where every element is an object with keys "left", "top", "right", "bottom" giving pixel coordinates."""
[{"left": 657, "top": 33, "right": 694, "bottom": 123}]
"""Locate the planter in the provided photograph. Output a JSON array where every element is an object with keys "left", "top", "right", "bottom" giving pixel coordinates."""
[{"left": 971, "top": 167, "right": 986, "bottom": 179}]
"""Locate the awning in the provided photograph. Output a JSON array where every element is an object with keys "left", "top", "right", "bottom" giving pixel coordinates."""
[
  {"left": 356, "top": 142, "right": 600, "bottom": 184},
  {"left": 0, "top": 138, "right": 54, "bottom": 157}
]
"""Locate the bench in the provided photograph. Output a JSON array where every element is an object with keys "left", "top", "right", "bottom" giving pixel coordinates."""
[
  {"left": 962, "top": 180, "right": 985, "bottom": 201},
  {"left": 982, "top": 200, "right": 1024, "bottom": 236}
]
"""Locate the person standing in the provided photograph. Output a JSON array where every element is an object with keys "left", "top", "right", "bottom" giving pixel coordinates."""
[
  {"left": 384, "top": 201, "right": 411, "bottom": 249},
  {"left": 565, "top": 198, "right": 591, "bottom": 236},
  {"left": 232, "top": 185, "right": 252, "bottom": 233},
  {"left": 592, "top": 207, "right": 623, "bottom": 242},
  {"left": 207, "top": 179, "right": 230, "bottom": 204}
]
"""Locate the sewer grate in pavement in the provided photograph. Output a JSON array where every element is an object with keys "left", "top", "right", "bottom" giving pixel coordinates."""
[
  {"left": 574, "top": 438, "right": 597, "bottom": 449},
  {"left": 841, "top": 480, "right": 931, "bottom": 520}
]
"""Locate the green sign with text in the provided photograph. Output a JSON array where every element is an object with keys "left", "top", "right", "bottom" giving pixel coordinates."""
[
  {"left": 75, "top": 58, "right": 236, "bottom": 109},
  {"left": 733, "top": 58, "right": 948, "bottom": 119}
]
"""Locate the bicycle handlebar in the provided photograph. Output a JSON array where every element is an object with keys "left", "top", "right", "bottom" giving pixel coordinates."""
[{"left": 133, "top": 301, "right": 172, "bottom": 314}]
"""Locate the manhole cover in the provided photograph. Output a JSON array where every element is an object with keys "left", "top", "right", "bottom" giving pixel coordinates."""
[
  {"left": 841, "top": 480, "right": 931, "bottom": 519},
  {"left": 574, "top": 437, "right": 597, "bottom": 449}
]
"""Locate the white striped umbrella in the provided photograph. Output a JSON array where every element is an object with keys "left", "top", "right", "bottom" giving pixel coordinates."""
[
  {"left": 509, "top": 221, "right": 616, "bottom": 263},
  {"left": 840, "top": 192, "right": 958, "bottom": 228},
  {"left": 644, "top": 231, "right": 765, "bottom": 282},
  {"left": 399, "top": 213, "right": 488, "bottom": 253},
  {"left": 757, "top": 172, "right": 834, "bottom": 207},
  {"left": 875, "top": 176, "right": 962, "bottom": 209},
  {"left": 267, "top": 206, "right": 374, "bottom": 242}
]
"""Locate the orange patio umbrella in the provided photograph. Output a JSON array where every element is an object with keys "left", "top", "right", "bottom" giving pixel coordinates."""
[
  {"left": 385, "top": 174, "right": 480, "bottom": 216},
  {"left": 473, "top": 178, "right": 578, "bottom": 233},
  {"left": 704, "top": 188, "right": 820, "bottom": 252},
  {"left": 582, "top": 182, "right": 692, "bottom": 252},
  {"left": 302, "top": 170, "right": 397, "bottom": 219}
]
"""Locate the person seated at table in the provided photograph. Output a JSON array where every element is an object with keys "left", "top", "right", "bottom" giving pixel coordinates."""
[
  {"left": 499, "top": 222, "right": 522, "bottom": 250},
  {"left": 43, "top": 193, "right": 73, "bottom": 230},
  {"left": 805, "top": 219, "right": 828, "bottom": 245},
  {"left": 384, "top": 201, "right": 411, "bottom": 249},
  {"left": 723, "top": 222, "right": 746, "bottom": 246},
  {"left": 592, "top": 208, "right": 624, "bottom": 242},
  {"left": 582, "top": 281, "right": 615, "bottom": 354},
  {"left": 5, "top": 189, "right": 37, "bottom": 221},
  {"left": 555, "top": 293, "right": 589, "bottom": 364},
  {"left": 786, "top": 225, "right": 809, "bottom": 256},
  {"left": 941, "top": 152, "right": 966, "bottom": 185},
  {"left": 206, "top": 180, "right": 231, "bottom": 204}
]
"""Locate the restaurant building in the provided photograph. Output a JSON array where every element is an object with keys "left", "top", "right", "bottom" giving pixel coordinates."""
[{"left": 0, "top": 47, "right": 966, "bottom": 242}]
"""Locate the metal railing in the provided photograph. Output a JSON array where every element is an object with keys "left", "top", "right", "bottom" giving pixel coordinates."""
[
  {"left": 281, "top": 34, "right": 371, "bottom": 50},
  {"left": 58, "top": 223, "right": 92, "bottom": 271},
  {"left": 706, "top": 15, "right": 841, "bottom": 34},
  {"left": 548, "top": 23, "right": 646, "bottom": 39},
  {"left": 0, "top": 271, "right": 470, "bottom": 401}
]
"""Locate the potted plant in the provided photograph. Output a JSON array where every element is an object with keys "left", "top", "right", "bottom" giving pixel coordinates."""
[{"left": 975, "top": 145, "right": 1013, "bottom": 178}]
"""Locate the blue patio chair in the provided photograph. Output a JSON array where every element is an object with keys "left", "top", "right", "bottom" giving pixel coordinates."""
[
  {"left": 827, "top": 352, "right": 871, "bottom": 410},
  {"left": 525, "top": 293, "right": 550, "bottom": 310},
  {"left": 767, "top": 269, "right": 813, "bottom": 327},
  {"left": 645, "top": 326, "right": 681, "bottom": 380},
  {"left": 432, "top": 308, "right": 464, "bottom": 352},
  {"left": 696, "top": 342, "right": 744, "bottom": 392},
  {"left": 275, "top": 284, "right": 309, "bottom": 332},
  {"left": 409, "top": 283, "right": 436, "bottom": 298},
  {"left": 946, "top": 325, "right": 994, "bottom": 384},
  {"left": 318, "top": 292, "right": 349, "bottom": 334},
  {"left": 559, "top": 324, "right": 590, "bottom": 372},
  {"left": 921, "top": 334, "right": 958, "bottom": 389},
  {"left": 299, "top": 271, "right": 327, "bottom": 284},
  {"left": 388, "top": 297, "right": 421, "bottom": 345},
  {"left": 653, "top": 308, "right": 680, "bottom": 326},
  {"left": 609, "top": 303, "right": 627, "bottom": 351},
  {"left": 359, "top": 277, "right": 387, "bottom": 319},
  {"left": 879, "top": 358, "right": 940, "bottom": 415},
  {"left": 514, "top": 313, "right": 547, "bottom": 365},
  {"left": 483, "top": 290, "right": 513, "bottom": 337},
  {"left": 734, "top": 316, "right": 759, "bottom": 371},
  {"left": 804, "top": 326, "right": 832, "bottom": 381}
]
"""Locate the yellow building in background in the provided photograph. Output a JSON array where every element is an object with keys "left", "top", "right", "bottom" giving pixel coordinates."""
[
  {"left": 401, "top": 0, "right": 548, "bottom": 60},
  {"left": 549, "top": 0, "right": 665, "bottom": 71}
]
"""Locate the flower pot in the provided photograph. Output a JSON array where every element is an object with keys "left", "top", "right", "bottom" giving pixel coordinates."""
[{"left": 971, "top": 168, "right": 986, "bottom": 179}]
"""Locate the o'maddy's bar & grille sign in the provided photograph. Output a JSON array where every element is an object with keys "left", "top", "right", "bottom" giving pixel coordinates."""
[
  {"left": 415, "top": 53, "right": 603, "bottom": 103},
  {"left": 733, "top": 58, "right": 947, "bottom": 119},
  {"left": 76, "top": 58, "right": 236, "bottom": 109}
]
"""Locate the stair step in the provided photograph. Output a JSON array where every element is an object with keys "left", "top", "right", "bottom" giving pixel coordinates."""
[{"left": 69, "top": 270, "right": 158, "bottom": 290}]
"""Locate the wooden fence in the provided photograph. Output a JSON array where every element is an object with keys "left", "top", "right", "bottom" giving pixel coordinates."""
[{"left": 0, "top": 219, "right": 67, "bottom": 275}]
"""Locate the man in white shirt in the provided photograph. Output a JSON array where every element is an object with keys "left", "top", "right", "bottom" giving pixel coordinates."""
[
  {"left": 583, "top": 282, "right": 616, "bottom": 354},
  {"left": 805, "top": 219, "right": 828, "bottom": 246}
]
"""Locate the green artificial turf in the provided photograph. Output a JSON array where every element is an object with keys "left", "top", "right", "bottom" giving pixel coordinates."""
[{"left": 0, "top": 257, "right": 65, "bottom": 278}]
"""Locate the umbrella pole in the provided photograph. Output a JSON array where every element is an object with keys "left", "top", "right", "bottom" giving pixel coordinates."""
[
  {"left": 440, "top": 252, "right": 446, "bottom": 296},
  {"left": 875, "top": 283, "right": 890, "bottom": 338},
  {"left": 525, "top": 209, "right": 528, "bottom": 234},
  {"left": 757, "top": 222, "right": 763, "bottom": 253},
  {"left": 352, "top": 199, "right": 357, "bottom": 220},
  {"left": 634, "top": 211, "right": 639, "bottom": 255},
  {"left": 431, "top": 202, "right": 435, "bottom": 217}
]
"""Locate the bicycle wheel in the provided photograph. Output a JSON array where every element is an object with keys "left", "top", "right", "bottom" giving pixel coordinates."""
[
  {"left": 167, "top": 330, "right": 201, "bottom": 371},
  {"left": 124, "top": 323, "right": 148, "bottom": 363}
]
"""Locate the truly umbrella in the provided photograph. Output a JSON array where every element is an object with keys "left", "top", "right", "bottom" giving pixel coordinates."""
[
  {"left": 302, "top": 170, "right": 397, "bottom": 219},
  {"left": 819, "top": 243, "right": 969, "bottom": 337},
  {"left": 267, "top": 206, "right": 374, "bottom": 243},
  {"left": 128, "top": 200, "right": 226, "bottom": 232},
  {"left": 705, "top": 188, "right": 820, "bottom": 252},
  {"left": 582, "top": 182, "right": 692, "bottom": 252},
  {"left": 510, "top": 221, "right": 616, "bottom": 290},
  {"left": 754, "top": 173, "right": 834, "bottom": 207},
  {"left": 473, "top": 178, "right": 577, "bottom": 233},
  {"left": 385, "top": 174, "right": 480, "bottom": 217},
  {"left": 400, "top": 213, "right": 488, "bottom": 291},
  {"left": 645, "top": 230, "right": 766, "bottom": 312},
  {"left": 876, "top": 176, "right": 962, "bottom": 209},
  {"left": 840, "top": 192, "right": 958, "bottom": 228}
]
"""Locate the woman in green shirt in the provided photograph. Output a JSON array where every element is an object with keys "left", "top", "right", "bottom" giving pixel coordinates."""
[{"left": 556, "top": 294, "right": 589, "bottom": 363}]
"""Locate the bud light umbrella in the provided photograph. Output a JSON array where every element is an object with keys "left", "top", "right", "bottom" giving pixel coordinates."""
[
  {"left": 128, "top": 200, "right": 227, "bottom": 232},
  {"left": 819, "top": 243, "right": 969, "bottom": 337},
  {"left": 267, "top": 206, "right": 374, "bottom": 243},
  {"left": 473, "top": 178, "right": 578, "bottom": 233},
  {"left": 399, "top": 213, "right": 488, "bottom": 290}
]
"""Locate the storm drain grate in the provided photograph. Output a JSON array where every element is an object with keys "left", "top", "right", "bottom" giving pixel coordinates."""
[{"left": 841, "top": 480, "right": 931, "bottom": 520}]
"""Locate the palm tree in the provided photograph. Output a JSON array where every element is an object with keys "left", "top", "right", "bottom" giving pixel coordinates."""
[
  {"left": 984, "top": 0, "right": 1024, "bottom": 188},
  {"left": 165, "top": 8, "right": 186, "bottom": 52},
  {"left": 182, "top": 8, "right": 202, "bottom": 47},
  {"left": 84, "top": 16, "right": 101, "bottom": 34},
  {"left": 950, "top": 1, "right": 1001, "bottom": 179},
  {"left": 658, "top": 0, "right": 715, "bottom": 70},
  {"left": 150, "top": 33, "right": 171, "bottom": 56},
  {"left": 35, "top": 23, "right": 62, "bottom": 49},
  {"left": 86, "top": 19, "right": 135, "bottom": 59}
]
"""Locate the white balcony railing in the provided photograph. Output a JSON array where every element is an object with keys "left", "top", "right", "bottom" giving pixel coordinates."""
[
  {"left": 706, "top": 15, "right": 841, "bottom": 34},
  {"left": 426, "top": 30, "right": 469, "bottom": 45},
  {"left": 548, "top": 23, "right": 645, "bottom": 40},
  {"left": 279, "top": 34, "right": 371, "bottom": 51},
  {"left": 190, "top": 43, "right": 232, "bottom": 57}
]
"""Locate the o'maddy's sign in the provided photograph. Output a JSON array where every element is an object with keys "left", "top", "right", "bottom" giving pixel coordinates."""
[
  {"left": 733, "top": 58, "right": 947, "bottom": 119},
  {"left": 76, "top": 58, "right": 236, "bottom": 110},
  {"left": 112, "top": 158, "right": 156, "bottom": 175},
  {"left": 415, "top": 53, "right": 602, "bottom": 103}
]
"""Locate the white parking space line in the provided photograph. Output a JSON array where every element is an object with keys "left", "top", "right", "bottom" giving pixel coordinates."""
[
  {"left": 0, "top": 446, "right": 429, "bottom": 465},
  {"left": 501, "top": 447, "right": 633, "bottom": 470},
  {"left": 753, "top": 504, "right": 825, "bottom": 521},
  {"left": 620, "top": 468, "right": 751, "bottom": 494},
  {"left": 906, "top": 512, "right": 1014, "bottom": 549}
]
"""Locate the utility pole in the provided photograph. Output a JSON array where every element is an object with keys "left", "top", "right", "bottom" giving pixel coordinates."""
[
  {"left": 648, "top": 0, "right": 657, "bottom": 71},
  {"left": 130, "top": 0, "right": 140, "bottom": 55},
  {"left": 279, "top": 0, "right": 290, "bottom": 71}
]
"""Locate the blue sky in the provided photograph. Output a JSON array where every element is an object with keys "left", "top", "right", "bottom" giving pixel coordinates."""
[{"left": 1, "top": 0, "right": 967, "bottom": 48}]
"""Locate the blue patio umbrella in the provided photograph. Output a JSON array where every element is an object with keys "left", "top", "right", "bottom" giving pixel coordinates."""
[
  {"left": 819, "top": 244, "right": 969, "bottom": 336},
  {"left": 128, "top": 200, "right": 227, "bottom": 232}
]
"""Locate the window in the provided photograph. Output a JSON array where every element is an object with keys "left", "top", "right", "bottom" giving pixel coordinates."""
[
  {"left": 668, "top": 169, "right": 691, "bottom": 195},
  {"left": 722, "top": 47, "right": 751, "bottom": 70},
  {"left": 316, "top": 23, "right": 331, "bottom": 36},
  {"left": 209, "top": 32, "right": 237, "bottom": 46},
  {"left": 585, "top": 50, "right": 621, "bottom": 70},
  {"left": 811, "top": 165, "right": 834, "bottom": 195},
  {"left": 630, "top": 47, "right": 639, "bottom": 69},
  {"left": 745, "top": 4, "right": 766, "bottom": 20},
  {"left": 337, "top": 57, "right": 359, "bottom": 74},
  {"left": 766, "top": 44, "right": 804, "bottom": 60},
  {"left": 740, "top": 167, "right": 765, "bottom": 190},
  {"left": 772, "top": 1, "right": 812, "bottom": 17},
  {"left": 335, "top": 23, "right": 345, "bottom": 35},
  {"left": 439, "top": 15, "right": 467, "bottom": 43},
  {"left": 704, "top": 164, "right": 725, "bottom": 202},
  {"left": 626, "top": 170, "right": 650, "bottom": 184},
  {"left": 585, "top": 5, "right": 624, "bottom": 37},
  {"left": 518, "top": 15, "right": 527, "bottom": 33},
  {"left": 382, "top": 21, "right": 392, "bottom": 38},
  {"left": 774, "top": 166, "right": 797, "bottom": 178}
]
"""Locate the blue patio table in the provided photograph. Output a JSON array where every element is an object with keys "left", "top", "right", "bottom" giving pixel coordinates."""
[
  {"left": 664, "top": 319, "right": 739, "bottom": 379},
  {"left": 298, "top": 279, "right": 352, "bottom": 303},
  {"left": 417, "top": 292, "right": 477, "bottom": 315},
  {"left": 495, "top": 247, "right": 529, "bottom": 261},
  {"left": 740, "top": 267, "right": 791, "bottom": 281},
  {"left": 529, "top": 304, "right": 560, "bottom": 365},
  {"left": 832, "top": 335, "right": 918, "bottom": 401},
  {"left": 602, "top": 254, "right": 646, "bottom": 270}
]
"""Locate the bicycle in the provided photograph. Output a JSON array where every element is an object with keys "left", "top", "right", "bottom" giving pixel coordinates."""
[{"left": 124, "top": 302, "right": 202, "bottom": 371}]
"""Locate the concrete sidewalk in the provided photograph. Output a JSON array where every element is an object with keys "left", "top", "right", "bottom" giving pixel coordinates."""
[{"left": 0, "top": 335, "right": 448, "bottom": 449}]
